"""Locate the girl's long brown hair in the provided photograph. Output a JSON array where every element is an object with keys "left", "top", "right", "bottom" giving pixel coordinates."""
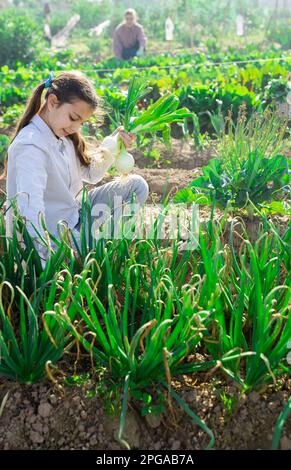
[{"left": 0, "top": 71, "right": 103, "bottom": 180}]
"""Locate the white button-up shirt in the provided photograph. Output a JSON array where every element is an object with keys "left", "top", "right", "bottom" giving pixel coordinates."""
[{"left": 6, "top": 114, "right": 116, "bottom": 254}]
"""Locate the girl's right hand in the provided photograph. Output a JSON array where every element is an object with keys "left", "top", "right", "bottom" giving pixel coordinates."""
[{"left": 111, "top": 126, "right": 136, "bottom": 150}]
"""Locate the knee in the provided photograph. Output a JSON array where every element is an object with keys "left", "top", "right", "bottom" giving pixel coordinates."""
[{"left": 129, "top": 174, "right": 149, "bottom": 204}]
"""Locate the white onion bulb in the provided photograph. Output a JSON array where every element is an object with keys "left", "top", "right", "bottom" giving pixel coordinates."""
[{"left": 115, "top": 151, "right": 135, "bottom": 174}]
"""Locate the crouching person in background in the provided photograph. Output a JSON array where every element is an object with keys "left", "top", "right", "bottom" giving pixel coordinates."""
[{"left": 113, "top": 8, "right": 147, "bottom": 61}]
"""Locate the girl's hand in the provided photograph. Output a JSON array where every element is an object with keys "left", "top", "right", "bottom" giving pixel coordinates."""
[{"left": 112, "top": 126, "right": 136, "bottom": 150}]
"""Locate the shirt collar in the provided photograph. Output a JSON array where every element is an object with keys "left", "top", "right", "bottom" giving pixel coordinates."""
[{"left": 31, "top": 114, "right": 66, "bottom": 149}]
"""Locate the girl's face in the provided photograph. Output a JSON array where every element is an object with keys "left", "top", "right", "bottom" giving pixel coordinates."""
[{"left": 46, "top": 95, "right": 95, "bottom": 138}]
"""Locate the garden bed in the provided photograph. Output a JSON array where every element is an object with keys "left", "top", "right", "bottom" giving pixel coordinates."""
[{"left": 0, "top": 372, "right": 290, "bottom": 450}]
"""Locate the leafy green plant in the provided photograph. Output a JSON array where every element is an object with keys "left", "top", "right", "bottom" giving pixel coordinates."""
[
  {"left": 0, "top": 135, "right": 9, "bottom": 163},
  {"left": 201, "top": 218, "right": 291, "bottom": 391},
  {"left": 220, "top": 391, "right": 237, "bottom": 416},
  {"left": 122, "top": 76, "right": 193, "bottom": 136},
  {"left": 272, "top": 397, "right": 291, "bottom": 449},
  {"left": 53, "top": 206, "right": 291, "bottom": 446},
  {"left": 0, "top": 269, "right": 80, "bottom": 383},
  {"left": 104, "top": 76, "right": 193, "bottom": 172},
  {"left": 264, "top": 79, "right": 290, "bottom": 104},
  {"left": 2, "top": 103, "right": 25, "bottom": 127},
  {"left": 174, "top": 110, "right": 289, "bottom": 212},
  {"left": 174, "top": 152, "right": 289, "bottom": 211},
  {"left": 178, "top": 82, "right": 258, "bottom": 134},
  {"left": 0, "top": 204, "right": 73, "bottom": 293},
  {"left": 54, "top": 231, "right": 221, "bottom": 448},
  {"left": 201, "top": 99, "right": 225, "bottom": 137},
  {"left": 0, "top": 9, "right": 42, "bottom": 67},
  {"left": 191, "top": 113, "right": 204, "bottom": 149}
]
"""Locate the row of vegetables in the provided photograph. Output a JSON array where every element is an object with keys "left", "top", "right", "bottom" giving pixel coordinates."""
[
  {"left": 0, "top": 49, "right": 290, "bottom": 131},
  {"left": 0, "top": 191, "right": 290, "bottom": 448}
]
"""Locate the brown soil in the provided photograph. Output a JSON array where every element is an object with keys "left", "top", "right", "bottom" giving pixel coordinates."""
[
  {"left": 0, "top": 374, "right": 290, "bottom": 451},
  {"left": 132, "top": 139, "right": 216, "bottom": 169}
]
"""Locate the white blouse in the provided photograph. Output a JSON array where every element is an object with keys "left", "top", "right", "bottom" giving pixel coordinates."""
[{"left": 5, "top": 114, "right": 116, "bottom": 257}]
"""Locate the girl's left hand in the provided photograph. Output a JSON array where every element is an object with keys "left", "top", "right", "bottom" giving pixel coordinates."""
[{"left": 112, "top": 126, "right": 136, "bottom": 150}]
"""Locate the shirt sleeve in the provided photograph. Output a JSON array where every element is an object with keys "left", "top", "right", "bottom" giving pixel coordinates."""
[
  {"left": 13, "top": 142, "right": 49, "bottom": 258},
  {"left": 80, "top": 146, "right": 115, "bottom": 185},
  {"left": 137, "top": 25, "right": 147, "bottom": 49},
  {"left": 113, "top": 28, "right": 123, "bottom": 59}
]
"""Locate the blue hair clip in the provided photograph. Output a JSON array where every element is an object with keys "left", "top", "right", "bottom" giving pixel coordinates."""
[{"left": 44, "top": 71, "right": 54, "bottom": 88}]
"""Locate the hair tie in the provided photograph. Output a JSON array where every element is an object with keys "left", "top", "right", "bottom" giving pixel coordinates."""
[{"left": 44, "top": 71, "right": 54, "bottom": 88}]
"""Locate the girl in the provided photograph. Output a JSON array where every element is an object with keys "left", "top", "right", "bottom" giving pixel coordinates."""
[{"left": 2, "top": 71, "right": 149, "bottom": 261}]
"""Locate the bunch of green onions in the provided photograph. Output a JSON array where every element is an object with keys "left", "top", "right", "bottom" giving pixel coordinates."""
[{"left": 103, "top": 76, "right": 193, "bottom": 178}]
